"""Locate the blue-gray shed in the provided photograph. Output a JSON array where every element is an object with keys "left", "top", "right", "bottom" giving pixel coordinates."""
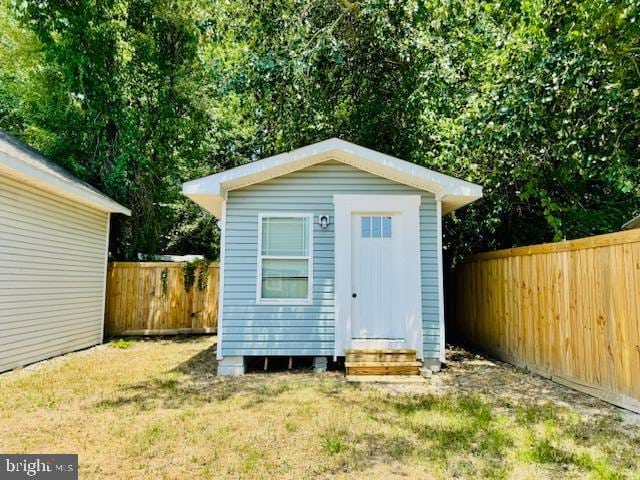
[{"left": 183, "top": 139, "right": 482, "bottom": 375}]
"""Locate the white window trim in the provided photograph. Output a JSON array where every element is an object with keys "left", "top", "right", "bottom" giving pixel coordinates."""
[
  {"left": 256, "top": 212, "right": 314, "bottom": 305},
  {"left": 333, "top": 194, "right": 423, "bottom": 359}
]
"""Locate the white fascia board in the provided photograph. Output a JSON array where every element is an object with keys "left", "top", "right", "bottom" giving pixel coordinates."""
[
  {"left": 182, "top": 179, "right": 224, "bottom": 218},
  {"left": 0, "top": 151, "right": 131, "bottom": 215},
  {"left": 182, "top": 138, "right": 483, "bottom": 217},
  {"left": 440, "top": 194, "right": 483, "bottom": 215}
]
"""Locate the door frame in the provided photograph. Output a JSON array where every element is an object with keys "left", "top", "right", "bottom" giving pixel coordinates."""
[{"left": 333, "top": 194, "right": 423, "bottom": 359}]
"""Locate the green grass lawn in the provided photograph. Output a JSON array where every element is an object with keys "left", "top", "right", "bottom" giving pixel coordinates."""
[{"left": 0, "top": 336, "right": 638, "bottom": 479}]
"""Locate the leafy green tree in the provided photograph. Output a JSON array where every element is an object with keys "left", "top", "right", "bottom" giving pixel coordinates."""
[
  {"left": 450, "top": 0, "right": 640, "bottom": 260},
  {"left": 1, "top": 0, "right": 638, "bottom": 266},
  {"left": 1, "top": 0, "right": 221, "bottom": 259},
  {"left": 209, "top": 0, "right": 639, "bottom": 265}
]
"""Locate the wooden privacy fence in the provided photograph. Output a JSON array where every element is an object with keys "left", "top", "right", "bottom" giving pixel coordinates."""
[
  {"left": 450, "top": 229, "right": 640, "bottom": 413},
  {"left": 105, "top": 262, "right": 219, "bottom": 336}
]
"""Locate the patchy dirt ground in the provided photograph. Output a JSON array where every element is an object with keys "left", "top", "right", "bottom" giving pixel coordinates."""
[
  {"left": 379, "top": 347, "right": 627, "bottom": 417},
  {"left": 1, "top": 337, "right": 639, "bottom": 479}
]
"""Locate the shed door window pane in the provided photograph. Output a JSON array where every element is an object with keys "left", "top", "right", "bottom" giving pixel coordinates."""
[
  {"left": 361, "top": 216, "right": 371, "bottom": 238},
  {"left": 262, "top": 217, "right": 309, "bottom": 256},
  {"left": 382, "top": 216, "right": 392, "bottom": 237},
  {"left": 360, "top": 216, "right": 392, "bottom": 238},
  {"left": 371, "top": 216, "right": 381, "bottom": 237},
  {"left": 260, "top": 216, "right": 311, "bottom": 301}
]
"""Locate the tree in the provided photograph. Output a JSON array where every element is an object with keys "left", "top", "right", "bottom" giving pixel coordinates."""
[
  {"left": 208, "top": 0, "right": 640, "bottom": 265},
  {"left": 2, "top": 0, "right": 638, "bottom": 265},
  {"left": 1, "top": 0, "right": 222, "bottom": 259}
]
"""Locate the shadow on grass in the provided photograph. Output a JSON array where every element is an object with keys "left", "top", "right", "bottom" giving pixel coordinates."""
[
  {"left": 89, "top": 338, "right": 640, "bottom": 477},
  {"left": 389, "top": 394, "right": 512, "bottom": 458},
  {"left": 172, "top": 339, "right": 219, "bottom": 376},
  {"left": 94, "top": 339, "right": 312, "bottom": 410}
]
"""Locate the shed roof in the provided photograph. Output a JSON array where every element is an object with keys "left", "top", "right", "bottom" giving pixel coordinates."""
[
  {"left": 183, "top": 138, "right": 482, "bottom": 217},
  {"left": 0, "top": 130, "right": 130, "bottom": 215}
]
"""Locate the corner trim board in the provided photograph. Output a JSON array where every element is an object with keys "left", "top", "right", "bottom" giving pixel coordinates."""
[
  {"left": 436, "top": 199, "right": 445, "bottom": 362},
  {"left": 216, "top": 194, "right": 227, "bottom": 360},
  {"left": 100, "top": 212, "right": 111, "bottom": 344}
]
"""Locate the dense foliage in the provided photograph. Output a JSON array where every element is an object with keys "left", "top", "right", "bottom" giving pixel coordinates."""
[
  {"left": 1, "top": 0, "right": 222, "bottom": 258},
  {"left": 1, "top": 0, "right": 638, "bottom": 265}
]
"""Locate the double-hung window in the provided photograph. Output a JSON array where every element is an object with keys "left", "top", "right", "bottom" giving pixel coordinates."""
[{"left": 257, "top": 213, "right": 313, "bottom": 304}]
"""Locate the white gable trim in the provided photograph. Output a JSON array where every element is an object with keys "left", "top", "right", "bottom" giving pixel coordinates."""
[
  {"left": 0, "top": 146, "right": 130, "bottom": 215},
  {"left": 183, "top": 138, "right": 482, "bottom": 218},
  {"left": 622, "top": 214, "right": 640, "bottom": 230},
  {"left": 436, "top": 197, "right": 446, "bottom": 362}
]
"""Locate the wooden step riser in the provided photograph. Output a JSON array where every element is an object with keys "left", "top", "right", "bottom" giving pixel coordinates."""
[
  {"left": 345, "top": 349, "right": 421, "bottom": 376},
  {"left": 346, "top": 365, "right": 421, "bottom": 376},
  {"left": 346, "top": 353, "right": 417, "bottom": 363}
]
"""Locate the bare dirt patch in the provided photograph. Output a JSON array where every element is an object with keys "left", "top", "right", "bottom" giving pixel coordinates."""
[{"left": 379, "top": 347, "right": 626, "bottom": 418}]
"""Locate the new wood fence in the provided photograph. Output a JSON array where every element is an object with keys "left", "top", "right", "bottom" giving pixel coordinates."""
[
  {"left": 105, "top": 262, "right": 219, "bottom": 336},
  {"left": 450, "top": 229, "right": 640, "bottom": 413}
]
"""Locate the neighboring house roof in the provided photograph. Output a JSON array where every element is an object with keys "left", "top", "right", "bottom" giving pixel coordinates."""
[
  {"left": 622, "top": 214, "right": 640, "bottom": 230},
  {"left": 0, "top": 130, "right": 131, "bottom": 215},
  {"left": 183, "top": 138, "right": 483, "bottom": 217}
]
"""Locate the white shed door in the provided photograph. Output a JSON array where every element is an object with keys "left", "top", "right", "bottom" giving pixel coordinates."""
[{"left": 351, "top": 214, "right": 404, "bottom": 340}]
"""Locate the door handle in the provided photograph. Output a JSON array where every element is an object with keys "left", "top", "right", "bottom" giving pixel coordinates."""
[{"left": 352, "top": 293, "right": 357, "bottom": 298}]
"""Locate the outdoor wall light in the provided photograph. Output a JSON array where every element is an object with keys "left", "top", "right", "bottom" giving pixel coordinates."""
[{"left": 319, "top": 214, "right": 330, "bottom": 229}]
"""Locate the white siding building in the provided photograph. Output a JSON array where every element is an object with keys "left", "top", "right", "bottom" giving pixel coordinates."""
[{"left": 0, "top": 130, "right": 130, "bottom": 372}]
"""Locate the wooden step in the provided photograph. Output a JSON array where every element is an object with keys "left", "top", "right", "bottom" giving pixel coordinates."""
[
  {"left": 345, "top": 361, "right": 422, "bottom": 367},
  {"left": 345, "top": 361, "right": 422, "bottom": 376},
  {"left": 345, "top": 349, "right": 417, "bottom": 363},
  {"left": 346, "top": 365, "right": 421, "bottom": 376},
  {"left": 345, "top": 349, "right": 421, "bottom": 376}
]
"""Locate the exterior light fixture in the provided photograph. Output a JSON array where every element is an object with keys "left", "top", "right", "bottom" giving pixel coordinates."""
[{"left": 319, "top": 214, "right": 330, "bottom": 229}]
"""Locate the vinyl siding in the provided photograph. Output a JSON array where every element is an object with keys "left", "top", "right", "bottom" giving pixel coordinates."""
[
  {"left": 222, "top": 160, "right": 440, "bottom": 358},
  {"left": 0, "top": 173, "right": 108, "bottom": 372}
]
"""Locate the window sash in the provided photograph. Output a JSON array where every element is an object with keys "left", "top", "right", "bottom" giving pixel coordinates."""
[{"left": 262, "top": 258, "right": 309, "bottom": 279}]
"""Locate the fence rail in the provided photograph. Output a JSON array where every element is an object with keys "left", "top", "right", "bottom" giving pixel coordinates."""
[
  {"left": 105, "top": 262, "right": 219, "bottom": 336},
  {"left": 450, "top": 229, "right": 640, "bottom": 413}
]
